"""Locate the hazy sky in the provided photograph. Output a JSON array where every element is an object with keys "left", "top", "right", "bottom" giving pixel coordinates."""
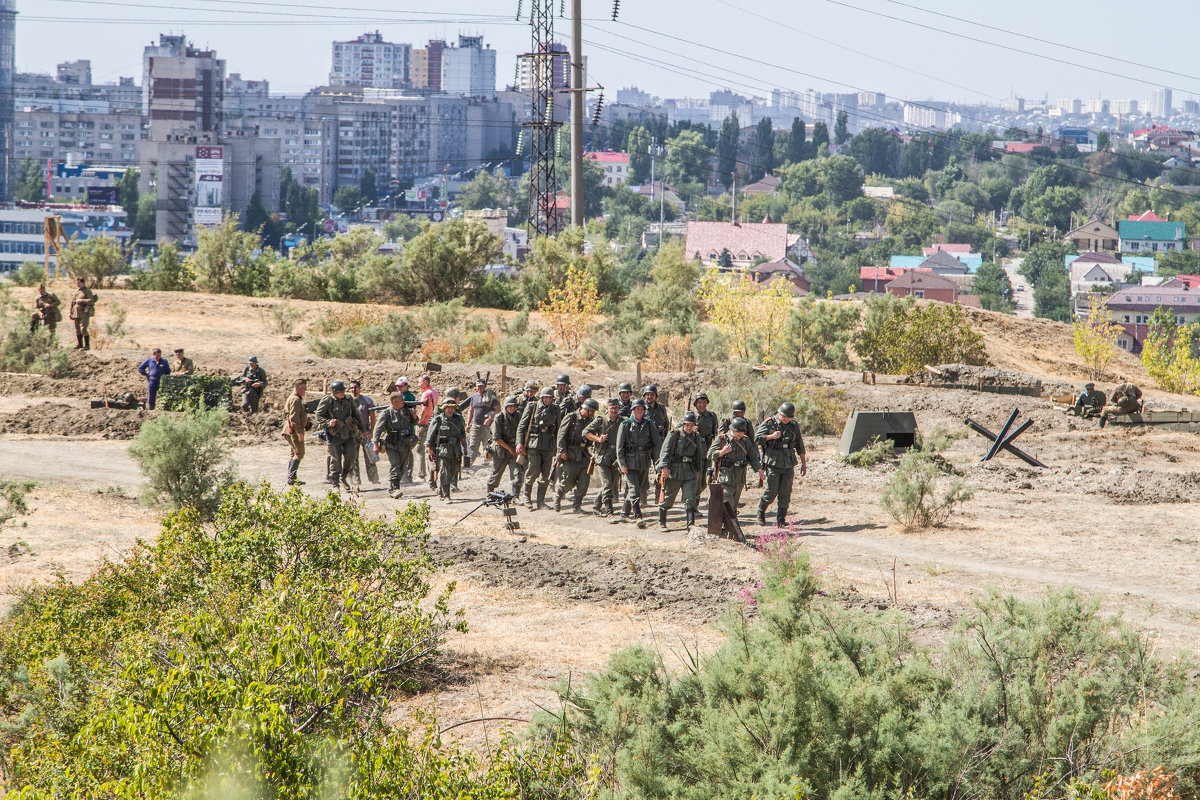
[{"left": 16, "top": 0, "right": 1200, "bottom": 108}]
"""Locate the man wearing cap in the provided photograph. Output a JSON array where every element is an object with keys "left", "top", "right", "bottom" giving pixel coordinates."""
[
  {"left": 69, "top": 277, "right": 96, "bottom": 350},
  {"left": 348, "top": 379, "right": 378, "bottom": 486},
  {"left": 315, "top": 380, "right": 362, "bottom": 490},
  {"left": 517, "top": 382, "right": 539, "bottom": 418},
  {"left": 554, "top": 374, "right": 578, "bottom": 416},
  {"left": 692, "top": 393, "right": 719, "bottom": 490},
  {"left": 172, "top": 348, "right": 195, "bottom": 375},
  {"left": 488, "top": 395, "right": 524, "bottom": 496},
  {"left": 137, "top": 347, "right": 171, "bottom": 410},
  {"left": 465, "top": 379, "right": 495, "bottom": 464},
  {"left": 426, "top": 397, "right": 467, "bottom": 500},
  {"left": 283, "top": 379, "right": 309, "bottom": 486},
  {"left": 656, "top": 412, "right": 704, "bottom": 532},
  {"left": 719, "top": 400, "right": 748, "bottom": 434},
  {"left": 414, "top": 375, "right": 439, "bottom": 482},
  {"left": 516, "top": 387, "right": 562, "bottom": 510},
  {"left": 1073, "top": 382, "right": 1105, "bottom": 418},
  {"left": 374, "top": 392, "right": 418, "bottom": 498},
  {"left": 29, "top": 284, "right": 62, "bottom": 335},
  {"left": 615, "top": 398, "right": 662, "bottom": 525},
  {"left": 708, "top": 417, "right": 763, "bottom": 513},
  {"left": 617, "top": 383, "right": 634, "bottom": 418},
  {"left": 555, "top": 398, "right": 597, "bottom": 513},
  {"left": 238, "top": 356, "right": 268, "bottom": 413},
  {"left": 585, "top": 398, "right": 623, "bottom": 517},
  {"left": 755, "top": 402, "right": 807, "bottom": 527}
]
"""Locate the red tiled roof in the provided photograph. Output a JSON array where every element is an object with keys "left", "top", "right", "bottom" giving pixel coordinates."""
[
  {"left": 1128, "top": 210, "right": 1166, "bottom": 222},
  {"left": 1161, "top": 275, "right": 1200, "bottom": 289},
  {"left": 885, "top": 270, "right": 960, "bottom": 290},
  {"left": 860, "top": 266, "right": 907, "bottom": 282},
  {"left": 1070, "top": 251, "right": 1124, "bottom": 264},
  {"left": 584, "top": 151, "right": 630, "bottom": 164},
  {"left": 1004, "top": 142, "right": 1040, "bottom": 154},
  {"left": 684, "top": 221, "right": 792, "bottom": 262},
  {"left": 923, "top": 243, "right": 975, "bottom": 255}
]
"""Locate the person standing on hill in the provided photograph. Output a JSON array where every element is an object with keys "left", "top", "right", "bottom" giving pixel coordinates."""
[
  {"left": 173, "top": 348, "right": 195, "bottom": 375},
  {"left": 414, "top": 374, "right": 439, "bottom": 483},
  {"left": 755, "top": 402, "right": 807, "bottom": 527},
  {"left": 137, "top": 348, "right": 171, "bottom": 410},
  {"left": 373, "top": 391, "right": 417, "bottom": 498},
  {"left": 656, "top": 412, "right": 704, "bottom": 532},
  {"left": 517, "top": 387, "right": 561, "bottom": 510},
  {"left": 426, "top": 398, "right": 467, "bottom": 500},
  {"left": 69, "top": 277, "right": 96, "bottom": 350},
  {"left": 615, "top": 398, "right": 661, "bottom": 526},
  {"left": 585, "top": 398, "right": 623, "bottom": 517},
  {"left": 315, "top": 380, "right": 361, "bottom": 490},
  {"left": 283, "top": 379, "right": 309, "bottom": 486}
]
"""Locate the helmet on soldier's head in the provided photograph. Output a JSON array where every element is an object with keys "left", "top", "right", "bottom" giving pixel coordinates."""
[
  {"left": 618, "top": 382, "right": 633, "bottom": 393},
  {"left": 631, "top": 398, "right": 647, "bottom": 409},
  {"left": 248, "top": 356, "right": 259, "bottom": 364},
  {"left": 694, "top": 392, "right": 709, "bottom": 402},
  {"left": 524, "top": 381, "right": 538, "bottom": 392},
  {"left": 122, "top": 392, "right": 136, "bottom": 405},
  {"left": 732, "top": 400, "right": 746, "bottom": 412},
  {"left": 582, "top": 398, "right": 600, "bottom": 411},
  {"left": 504, "top": 395, "right": 519, "bottom": 408},
  {"left": 331, "top": 380, "right": 346, "bottom": 393},
  {"left": 476, "top": 378, "right": 487, "bottom": 387},
  {"left": 607, "top": 397, "right": 620, "bottom": 407},
  {"left": 577, "top": 384, "right": 592, "bottom": 398},
  {"left": 682, "top": 412, "right": 698, "bottom": 424},
  {"left": 1085, "top": 383, "right": 1095, "bottom": 390},
  {"left": 778, "top": 401, "right": 796, "bottom": 418},
  {"left": 539, "top": 387, "right": 556, "bottom": 398},
  {"left": 442, "top": 398, "right": 458, "bottom": 408},
  {"left": 556, "top": 373, "right": 571, "bottom": 385},
  {"left": 730, "top": 417, "right": 750, "bottom": 432},
  {"left": 642, "top": 384, "right": 658, "bottom": 396}
]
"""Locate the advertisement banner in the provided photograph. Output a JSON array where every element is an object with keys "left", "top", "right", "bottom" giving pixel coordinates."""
[
  {"left": 86, "top": 186, "right": 121, "bottom": 206},
  {"left": 194, "top": 146, "right": 224, "bottom": 226}
]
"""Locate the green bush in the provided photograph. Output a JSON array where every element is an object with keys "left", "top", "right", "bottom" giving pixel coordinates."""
[
  {"left": 8, "top": 262, "right": 44, "bottom": 288},
  {"left": 128, "top": 407, "right": 236, "bottom": 514},
  {"left": 837, "top": 436, "right": 895, "bottom": 466},
  {"left": 552, "top": 542, "right": 1200, "bottom": 800},
  {"left": 306, "top": 311, "right": 423, "bottom": 360},
  {"left": 472, "top": 272, "right": 522, "bottom": 310},
  {"left": 854, "top": 294, "right": 988, "bottom": 374},
  {"left": 881, "top": 449, "right": 973, "bottom": 529},
  {"left": 0, "top": 485, "right": 602, "bottom": 798},
  {"left": 0, "top": 321, "right": 71, "bottom": 377}
]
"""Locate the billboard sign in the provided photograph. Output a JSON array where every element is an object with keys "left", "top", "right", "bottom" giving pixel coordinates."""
[
  {"left": 86, "top": 186, "right": 121, "bottom": 206},
  {"left": 194, "top": 146, "right": 224, "bottom": 226}
]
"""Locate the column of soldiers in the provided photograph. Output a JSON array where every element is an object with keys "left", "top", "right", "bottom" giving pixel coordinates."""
[{"left": 296, "top": 373, "right": 810, "bottom": 530}]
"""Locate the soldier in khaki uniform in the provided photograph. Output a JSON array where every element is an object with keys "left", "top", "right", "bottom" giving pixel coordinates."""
[
  {"left": 30, "top": 284, "right": 62, "bottom": 334},
  {"left": 555, "top": 398, "right": 597, "bottom": 513},
  {"left": 707, "top": 416, "right": 762, "bottom": 513},
  {"left": 585, "top": 398, "right": 623, "bottom": 517},
  {"left": 282, "top": 379, "right": 309, "bottom": 486},
  {"left": 173, "top": 348, "right": 195, "bottom": 375},
  {"left": 1100, "top": 378, "right": 1144, "bottom": 427},
  {"left": 488, "top": 396, "right": 524, "bottom": 496},
  {"left": 755, "top": 402, "right": 807, "bottom": 527},
  {"left": 69, "top": 277, "right": 96, "bottom": 350},
  {"left": 615, "top": 398, "right": 662, "bottom": 525},
  {"left": 315, "top": 380, "right": 362, "bottom": 490},
  {"left": 656, "top": 412, "right": 704, "bottom": 532}
]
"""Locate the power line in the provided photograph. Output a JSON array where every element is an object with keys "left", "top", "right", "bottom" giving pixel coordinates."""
[{"left": 41, "top": 0, "right": 515, "bottom": 20}]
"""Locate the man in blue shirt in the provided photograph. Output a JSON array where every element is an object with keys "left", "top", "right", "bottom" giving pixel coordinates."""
[{"left": 137, "top": 348, "right": 171, "bottom": 410}]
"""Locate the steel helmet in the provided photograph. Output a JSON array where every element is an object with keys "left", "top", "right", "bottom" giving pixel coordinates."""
[
  {"left": 331, "top": 380, "right": 346, "bottom": 393},
  {"left": 618, "top": 382, "right": 633, "bottom": 393},
  {"left": 730, "top": 417, "right": 750, "bottom": 432},
  {"left": 556, "top": 373, "right": 571, "bottom": 385},
  {"left": 607, "top": 397, "right": 620, "bottom": 407},
  {"left": 694, "top": 392, "right": 709, "bottom": 402},
  {"left": 631, "top": 398, "right": 647, "bottom": 409},
  {"left": 504, "top": 395, "right": 519, "bottom": 407},
  {"left": 682, "top": 412, "right": 698, "bottom": 424},
  {"left": 582, "top": 398, "right": 600, "bottom": 411},
  {"left": 539, "top": 387, "right": 556, "bottom": 398},
  {"left": 778, "top": 401, "right": 796, "bottom": 417},
  {"left": 524, "top": 381, "right": 538, "bottom": 392},
  {"left": 642, "top": 384, "right": 658, "bottom": 395},
  {"left": 732, "top": 400, "right": 746, "bottom": 412},
  {"left": 577, "top": 384, "right": 592, "bottom": 398}
]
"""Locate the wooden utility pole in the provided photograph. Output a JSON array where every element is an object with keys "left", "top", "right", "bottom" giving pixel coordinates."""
[{"left": 43, "top": 216, "right": 68, "bottom": 280}]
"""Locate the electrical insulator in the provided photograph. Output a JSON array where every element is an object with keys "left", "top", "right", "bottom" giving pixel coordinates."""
[
  {"left": 560, "top": 0, "right": 565, "bottom": 15},
  {"left": 592, "top": 91, "right": 604, "bottom": 126},
  {"left": 515, "top": 0, "right": 522, "bottom": 20},
  {"left": 516, "top": 130, "right": 526, "bottom": 153},
  {"left": 611, "top": 0, "right": 620, "bottom": 20}
]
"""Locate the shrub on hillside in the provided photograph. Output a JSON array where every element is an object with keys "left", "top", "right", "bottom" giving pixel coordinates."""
[
  {"left": 836, "top": 436, "right": 895, "bottom": 466},
  {"left": 128, "top": 406, "right": 236, "bottom": 514},
  {"left": 881, "top": 448, "right": 974, "bottom": 529},
  {"left": 854, "top": 293, "right": 987, "bottom": 374}
]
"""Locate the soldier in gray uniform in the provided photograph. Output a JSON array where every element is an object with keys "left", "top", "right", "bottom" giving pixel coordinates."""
[
  {"left": 617, "top": 382, "right": 634, "bottom": 418},
  {"left": 755, "top": 401, "right": 808, "bottom": 527},
  {"left": 517, "top": 382, "right": 539, "bottom": 418},
  {"left": 615, "top": 398, "right": 662, "bottom": 525},
  {"left": 657, "top": 412, "right": 704, "bottom": 532},
  {"left": 517, "top": 387, "right": 562, "bottom": 510},
  {"left": 314, "top": 380, "right": 362, "bottom": 490},
  {"left": 640, "top": 385, "right": 670, "bottom": 508},
  {"left": 426, "top": 398, "right": 467, "bottom": 500},
  {"left": 488, "top": 395, "right": 524, "bottom": 496},
  {"left": 719, "top": 399, "right": 748, "bottom": 434},
  {"left": 373, "top": 392, "right": 418, "bottom": 498},
  {"left": 585, "top": 398, "right": 623, "bottom": 517},
  {"left": 555, "top": 398, "right": 597, "bottom": 513},
  {"left": 554, "top": 374, "right": 578, "bottom": 416},
  {"left": 707, "top": 416, "right": 763, "bottom": 513}
]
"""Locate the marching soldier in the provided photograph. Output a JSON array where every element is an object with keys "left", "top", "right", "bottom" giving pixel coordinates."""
[
  {"left": 707, "top": 417, "right": 762, "bottom": 513},
  {"left": 719, "top": 400, "right": 748, "bottom": 434},
  {"left": 755, "top": 401, "right": 807, "bottom": 527},
  {"left": 554, "top": 374, "right": 578, "bottom": 416},
  {"left": 282, "top": 378, "right": 309, "bottom": 486},
  {"left": 238, "top": 356, "right": 268, "bottom": 413},
  {"left": 585, "top": 398, "right": 623, "bottom": 517},
  {"left": 517, "top": 382, "right": 539, "bottom": 418},
  {"left": 426, "top": 397, "right": 467, "bottom": 500},
  {"left": 517, "top": 386, "right": 562, "bottom": 510},
  {"left": 642, "top": 385, "right": 670, "bottom": 439},
  {"left": 656, "top": 412, "right": 704, "bottom": 532},
  {"left": 615, "top": 398, "right": 661, "bottom": 526},
  {"left": 488, "top": 395, "right": 524, "bottom": 496},
  {"left": 692, "top": 392, "right": 719, "bottom": 490},
  {"left": 374, "top": 391, "right": 418, "bottom": 498},
  {"left": 29, "top": 284, "right": 62, "bottom": 335},
  {"left": 555, "top": 397, "right": 597, "bottom": 513},
  {"left": 617, "top": 382, "right": 634, "bottom": 418},
  {"left": 69, "top": 277, "right": 96, "bottom": 350},
  {"left": 315, "top": 380, "right": 362, "bottom": 490}
]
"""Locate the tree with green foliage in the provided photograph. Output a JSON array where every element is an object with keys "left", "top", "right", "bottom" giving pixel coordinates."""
[
  {"left": 458, "top": 169, "right": 517, "bottom": 212},
  {"left": 817, "top": 154, "right": 865, "bottom": 205},
  {"left": 900, "top": 133, "right": 929, "bottom": 177},
  {"left": 130, "top": 241, "right": 193, "bottom": 291},
  {"left": 118, "top": 168, "right": 140, "bottom": 237},
  {"left": 360, "top": 167, "right": 379, "bottom": 204},
  {"left": 716, "top": 113, "right": 739, "bottom": 189},
  {"left": 60, "top": 234, "right": 126, "bottom": 288},
  {"left": 781, "top": 296, "right": 861, "bottom": 368},
  {"left": 1096, "top": 130, "right": 1110, "bottom": 152},
  {"left": 789, "top": 117, "right": 806, "bottom": 163},
  {"left": 848, "top": 127, "right": 900, "bottom": 177},
  {"left": 750, "top": 117, "right": 775, "bottom": 180},
  {"left": 854, "top": 294, "right": 987, "bottom": 373},
  {"left": 243, "top": 190, "right": 270, "bottom": 236},
  {"left": 395, "top": 217, "right": 499, "bottom": 305},
  {"left": 128, "top": 407, "right": 236, "bottom": 514},
  {"left": 664, "top": 129, "right": 710, "bottom": 192},
  {"left": 1155, "top": 250, "right": 1200, "bottom": 277},
  {"left": 134, "top": 193, "right": 157, "bottom": 242},
  {"left": 12, "top": 157, "right": 45, "bottom": 203},
  {"left": 1018, "top": 240, "right": 1073, "bottom": 287},
  {"left": 833, "top": 109, "right": 850, "bottom": 145},
  {"left": 191, "top": 213, "right": 270, "bottom": 295},
  {"left": 1032, "top": 261, "right": 1071, "bottom": 322},
  {"left": 1025, "top": 185, "right": 1084, "bottom": 232},
  {"left": 811, "top": 120, "right": 830, "bottom": 153},
  {"left": 333, "top": 184, "right": 363, "bottom": 213},
  {"left": 972, "top": 261, "right": 1013, "bottom": 312},
  {"left": 648, "top": 240, "right": 700, "bottom": 291},
  {"left": 626, "top": 124, "right": 652, "bottom": 185}
]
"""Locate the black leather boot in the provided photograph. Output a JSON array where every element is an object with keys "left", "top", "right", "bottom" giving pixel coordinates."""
[
  {"left": 286, "top": 459, "right": 298, "bottom": 485},
  {"left": 74, "top": 334, "right": 83, "bottom": 350},
  {"left": 756, "top": 506, "right": 767, "bottom": 525},
  {"left": 83, "top": 335, "right": 90, "bottom": 351},
  {"left": 658, "top": 507, "right": 669, "bottom": 532}
]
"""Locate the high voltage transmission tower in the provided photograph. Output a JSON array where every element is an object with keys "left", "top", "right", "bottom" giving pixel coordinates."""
[{"left": 519, "top": 0, "right": 562, "bottom": 235}]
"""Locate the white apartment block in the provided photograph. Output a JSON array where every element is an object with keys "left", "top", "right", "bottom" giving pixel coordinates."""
[{"left": 330, "top": 31, "right": 411, "bottom": 90}]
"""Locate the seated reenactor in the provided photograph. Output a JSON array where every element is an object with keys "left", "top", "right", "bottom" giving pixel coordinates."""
[
  {"left": 1073, "top": 383, "right": 1106, "bottom": 417},
  {"left": 1099, "top": 378, "right": 1143, "bottom": 428}
]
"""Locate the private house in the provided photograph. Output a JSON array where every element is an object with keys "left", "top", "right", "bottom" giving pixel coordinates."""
[
  {"left": 585, "top": 151, "right": 630, "bottom": 187},
  {"left": 684, "top": 220, "right": 810, "bottom": 269},
  {"left": 1118, "top": 219, "right": 1186, "bottom": 254},
  {"left": 1103, "top": 285, "right": 1200, "bottom": 352},
  {"left": 890, "top": 249, "right": 973, "bottom": 274},
  {"left": 1063, "top": 219, "right": 1119, "bottom": 252},
  {"left": 860, "top": 265, "right": 907, "bottom": 292},
  {"left": 741, "top": 174, "right": 780, "bottom": 195},
  {"left": 884, "top": 270, "right": 962, "bottom": 303},
  {"left": 1069, "top": 251, "right": 1134, "bottom": 296},
  {"left": 749, "top": 257, "right": 810, "bottom": 294}
]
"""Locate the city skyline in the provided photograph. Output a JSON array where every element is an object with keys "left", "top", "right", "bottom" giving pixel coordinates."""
[{"left": 15, "top": 0, "right": 1200, "bottom": 109}]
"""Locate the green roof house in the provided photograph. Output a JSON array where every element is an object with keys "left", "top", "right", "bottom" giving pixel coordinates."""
[{"left": 1118, "top": 219, "right": 1185, "bottom": 254}]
